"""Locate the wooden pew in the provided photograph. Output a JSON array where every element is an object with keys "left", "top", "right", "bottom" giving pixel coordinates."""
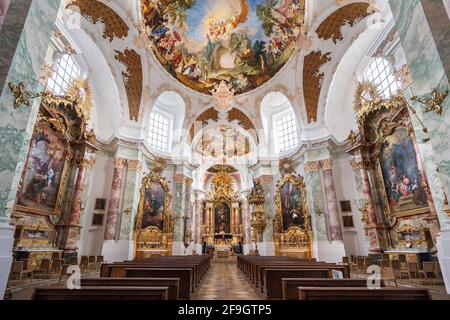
[
  {"left": 257, "top": 263, "right": 349, "bottom": 289},
  {"left": 81, "top": 277, "right": 180, "bottom": 300},
  {"left": 297, "top": 287, "right": 432, "bottom": 300},
  {"left": 282, "top": 279, "right": 384, "bottom": 300},
  {"left": 33, "top": 286, "right": 169, "bottom": 300},
  {"left": 264, "top": 269, "right": 332, "bottom": 299},
  {"left": 126, "top": 268, "right": 192, "bottom": 299}
]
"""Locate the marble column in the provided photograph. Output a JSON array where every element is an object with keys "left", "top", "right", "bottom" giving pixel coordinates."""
[
  {"left": 241, "top": 192, "right": 251, "bottom": 252},
  {"left": 358, "top": 159, "right": 386, "bottom": 253},
  {"left": 304, "top": 161, "right": 327, "bottom": 242},
  {"left": 320, "top": 159, "right": 343, "bottom": 241},
  {"left": 259, "top": 175, "right": 275, "bottom": 255},
  {"left": 104, "top": 158, "right": 127, "bottom": 241},
  {"left": 119, "top": 160, "right": 142, "bottom": 241},
  {"left": 59, "top": 156, "right": 95, "bottom": 253},
  {"left": 0, "top": 0, "right": 63, "bottom": 300},
  {"left": 172, "top": 174, "right": 192, "bottom": 255},
  {"left": 0, "top": 0, "right": 11, "bottom": 29},
  {"left": 193, "top": 191, "right": 203, "bottom": 254}
]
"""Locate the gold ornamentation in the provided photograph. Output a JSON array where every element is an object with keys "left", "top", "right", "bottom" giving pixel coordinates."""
[
  {"left": 274, "top": 174, "right": 311, "bottom": 234},
  {"left": 66, "top": 0, "right": 129, "bottom": 42},
  {"left": 320, "top": 159, "right": 333, "bottom": 171},
  {"left": 207, "top": 172, "right": 238, "bottom": 200},
  {"left": 316, "top": 3, "right": 371, "bottom": 44},
  {"left": 347, "top": 130, "right": 357, "bottom": 145},
  {"left": 304, "top": 161, "right": 320, "bottom": 173},
  {"left": 279, "top": 158, "right": 296, "bottom": 176},
  {"left": 303, "top": 51, "right": 332, "bottom": 122},
  {"left": 411, "top": 89, "right": 448, "bottom": 116},
  {"left": 114, "top": 49, "right": 143, "bottom": 121},
  {"left": 8, "top": 82, "right": 41, "bottom": 109},
  {"left": 134, "top": 167, "right": 173, "bottom": 257},
  {"left": 150, "top": 157, "right": 167, "bottom": 175}
]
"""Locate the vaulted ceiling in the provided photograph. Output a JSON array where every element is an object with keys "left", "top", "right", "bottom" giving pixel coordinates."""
[{"left": 63, "top": 0, "right": 384, "bottom": 143}]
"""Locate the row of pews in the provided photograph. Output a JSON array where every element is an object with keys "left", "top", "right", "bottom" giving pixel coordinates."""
[
  {"left": 237, "top": 255, "right": 432, "bottom": 300},
  {"left": 32, "top": 255, "right": 211, "bottom": 300}
]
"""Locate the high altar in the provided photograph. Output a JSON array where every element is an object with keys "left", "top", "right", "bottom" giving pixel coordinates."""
[{"left": 202, "top": 173, "right": 243, "bottom": 253}]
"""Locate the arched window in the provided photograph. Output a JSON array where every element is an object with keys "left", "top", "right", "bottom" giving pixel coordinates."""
[
  {"left": 148, "top": 109, "right": 172, "bottom": 153},
  {"left": 274, "top": 111, "right": 299, "bottom": 153},
  {"left": 47, "top": 54, "right": 80, "bottom": 96},
  {"left": 364, "top": 57, "right": 400, "bottom": 98}
]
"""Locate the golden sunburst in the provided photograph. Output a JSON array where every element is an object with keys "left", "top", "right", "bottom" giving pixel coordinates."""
[
  {"left": 67, "top": 78, "right": 93, "bottom": 121},
  {"left": 354, "top": 80, "right": 381, "bottom": 112}
]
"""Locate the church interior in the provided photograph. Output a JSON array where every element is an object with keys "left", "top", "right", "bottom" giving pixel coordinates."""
[{"left": 1, "top": 0, "right": 450, "bottom": 302}]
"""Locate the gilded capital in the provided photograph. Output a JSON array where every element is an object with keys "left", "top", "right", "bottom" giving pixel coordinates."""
[
  {"left": 320, "top": 159, "right": 333, "bottom": 171},
  {"left": 304, "top": 161, "right": 320, "bottom": 173},
  {"left": 127, "top": 160, "right": 142, "bottom": 171},
  {"left": 113, "top": 158, "right": 127, "bottom": 169}
]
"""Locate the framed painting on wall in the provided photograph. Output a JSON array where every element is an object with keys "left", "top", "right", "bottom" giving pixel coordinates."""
[
  {"left": 342, "top": 215, "right": 354, "bottom": 228},
  {"left": 15, "top": 123, "right": 69, "bottom": 216}
]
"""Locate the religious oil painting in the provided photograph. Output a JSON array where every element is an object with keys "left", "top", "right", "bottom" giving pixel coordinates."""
[
  {"left": 141, "top": 181, "right": 166, "bottom": 230},
  {"left": 141, "top": 0, "right": 305, "bottom": 94},
  {"left": 16, "top": 124, "right": 68, "bottom": 215},
  {"left": 379, "top": 127, "right": 428, "bottom": 215},
  {"left": 214, "top": 202, "right": 231, "bottom": 234},
  {"left": 280, "top": 180, "right": 304, "bottom": 231}
]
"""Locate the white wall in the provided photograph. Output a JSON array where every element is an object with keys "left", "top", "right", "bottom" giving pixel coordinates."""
[
  {"left": 79, "top": 153, "right": 114, "bottom": 256},
  {"left": 333, "top": 155, "right": 370, "bottom": 256}
]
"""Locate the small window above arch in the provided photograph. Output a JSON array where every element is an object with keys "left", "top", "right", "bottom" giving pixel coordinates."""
[
  {"left": 148, "top": 109, "right": 172, "bottom": 153},
  {"left": 46, "top": 54, "right": 80, "bottom": 96},
  {"left": 364, "top": 57, "right": 400, "bottom": 98}
]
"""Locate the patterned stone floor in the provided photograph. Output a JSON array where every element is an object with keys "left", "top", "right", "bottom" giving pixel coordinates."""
[{"left": 192, "top": 259, "right": 262, "bottom": 300}]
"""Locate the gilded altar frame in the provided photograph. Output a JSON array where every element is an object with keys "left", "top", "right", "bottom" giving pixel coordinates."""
[
  {"left": 134, "top": 172, "right": 173, "bottom": 258},
  {"left": 274, "top": 174, "right": 313, "bottom": 259},
  {"left": 353, "top": 83, "right": 436, "bottom": 249},
  {"left": 14, "top": 84, "right": 92, "bottom": 217}
]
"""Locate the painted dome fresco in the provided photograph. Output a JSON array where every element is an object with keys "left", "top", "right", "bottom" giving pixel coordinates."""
[{"left": 141, "top": 0, "right": 306, "bottom": 95}]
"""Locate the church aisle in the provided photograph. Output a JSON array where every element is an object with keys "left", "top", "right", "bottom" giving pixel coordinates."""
[{"left": 192, "top": 260, "right": 261, "bottom": 300}]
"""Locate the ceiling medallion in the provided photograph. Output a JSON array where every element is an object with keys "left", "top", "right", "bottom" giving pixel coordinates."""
[
  {"left": 211, "top": 81, "right": 235, "bottom": 113},
  {"left": 141, "top": 0, "right": 306, "bottom": 95}
]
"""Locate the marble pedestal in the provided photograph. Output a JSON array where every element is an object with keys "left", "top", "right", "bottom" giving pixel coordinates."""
[
  {"left": 0, "top": 220, "right": 14, "bottom": 300},
  {"left": 437, "top": 224, "right": 450, "bottom": 293}
]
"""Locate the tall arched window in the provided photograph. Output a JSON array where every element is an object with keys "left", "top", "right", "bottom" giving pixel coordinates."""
[
  {"left": 47, "top": 54, "right": 80, "bottom": 96},
  {"left": 148, "top": 109, "right": 172, "bottom": 153},
  {"left": 274, "top": 111, "right": 299, "bottom": 153},
  {"left": 364, "top": 57, "right": 400, "bottom": 98}
]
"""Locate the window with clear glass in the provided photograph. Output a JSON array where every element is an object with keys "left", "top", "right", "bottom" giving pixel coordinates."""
[
  {"left": 364, "top": 57, "right": 400, "bottom": 98},
  {"left": 275, "top": 112, "right": 299, "bottom": 153},
  {"left": 46, "top": 54, "right": 80, "bottom": 96},
  {"left": 148, "top": 110, "right": 171, "bottom": 152}
]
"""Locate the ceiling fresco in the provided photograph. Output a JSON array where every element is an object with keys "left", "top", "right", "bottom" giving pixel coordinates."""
[{"left": 141, "top": 0, "right": 305, "bottom": 95}]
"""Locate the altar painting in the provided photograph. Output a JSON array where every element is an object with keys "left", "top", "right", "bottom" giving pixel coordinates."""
[
  {"left": 214, "top": 202, "right": 231, "bottom": 234},
  {"left": 16, "top": 124, "right": 67, "bottom": 215},
  {"left": 280, "top": 180, "right": 304, "bottom": 231},
  {"left": 141, "top": 181, "right": 166, "bottom": 230},
  {"left": 379, "top": 127, "right": 428, "bottom": 214}
]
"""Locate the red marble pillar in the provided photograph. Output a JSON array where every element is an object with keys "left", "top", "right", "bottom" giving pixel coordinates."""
[
  {"left": 61, "top": 156, "right": 95, "bottom": 252},
  {"left": 193, "top": 193, "right": 203, "bottom": 249},
  {"left": 241, "top": 194, "right": 251, "bottom": 246},
  {"left": 357, "top": 159, "right": 385, "bottom": 253},
  {"left": 104, "top": 158, "right": 126, "bottom": 241},
  {"left": 320, "top": 159, "right": 343, "bottom": 241}
]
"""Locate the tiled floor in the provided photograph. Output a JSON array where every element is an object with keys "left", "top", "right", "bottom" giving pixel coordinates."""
[{"left": 192, "top": 259, "right": 262, "bottom": 300}]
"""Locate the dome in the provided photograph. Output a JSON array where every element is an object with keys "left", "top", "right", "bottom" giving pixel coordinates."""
[{"left": 141, "top": 0, "right": 306, "bottom": 95}]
